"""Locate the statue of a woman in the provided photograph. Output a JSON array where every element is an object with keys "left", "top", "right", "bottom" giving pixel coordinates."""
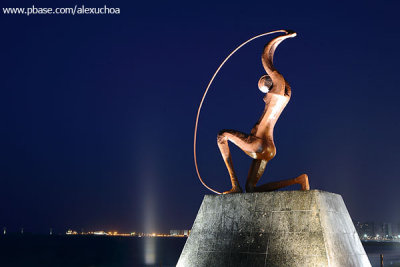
[{"left": 217, "top": 30, "right": 310, "bottom": 194}]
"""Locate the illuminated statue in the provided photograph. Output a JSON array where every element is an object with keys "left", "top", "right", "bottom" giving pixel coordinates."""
[{"left": 194, "top": 30, "right": 310, "bottom": 194}]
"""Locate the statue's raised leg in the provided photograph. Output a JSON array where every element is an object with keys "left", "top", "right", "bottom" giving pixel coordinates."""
[{"left": 217, "top": 130, "right": 264, "bottom": 194}]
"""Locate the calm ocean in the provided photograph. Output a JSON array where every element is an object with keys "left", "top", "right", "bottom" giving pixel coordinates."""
[{"left": 0, "top": 235, "right": 399, "bottom": 266}]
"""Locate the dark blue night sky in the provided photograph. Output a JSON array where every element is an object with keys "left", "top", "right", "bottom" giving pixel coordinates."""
[{"left": 1, "top": 0, "right": 400, "bottom": 234}]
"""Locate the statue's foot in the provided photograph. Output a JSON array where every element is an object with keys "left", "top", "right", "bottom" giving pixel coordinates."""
[
  {"left": 223, "top": 186, "right": 243, "bottom": 194},
  {"left": 296, "top": 174, "right": 310, "bottom": 190}
]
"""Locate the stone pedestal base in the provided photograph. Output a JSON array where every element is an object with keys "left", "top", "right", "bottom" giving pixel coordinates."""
[{"left": 177, "top": 190, "right": 371, "bottom": 267}]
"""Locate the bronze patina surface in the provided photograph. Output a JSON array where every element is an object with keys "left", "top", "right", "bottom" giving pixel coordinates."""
[
  {"left": 194, "top": 30, "right": 310, "bottom": 194},
  {"left": 218, "top": 31, "right": 309, "bottom": 194}
]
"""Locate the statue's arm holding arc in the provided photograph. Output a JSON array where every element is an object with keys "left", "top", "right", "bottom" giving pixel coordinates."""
[{"left": 194, "top": 30, "right": 310, "bottom": 194}]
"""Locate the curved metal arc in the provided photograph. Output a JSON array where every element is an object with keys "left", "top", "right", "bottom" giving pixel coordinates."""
[{"left": 194, "top": 30, "right": 289, "bottom": 194}]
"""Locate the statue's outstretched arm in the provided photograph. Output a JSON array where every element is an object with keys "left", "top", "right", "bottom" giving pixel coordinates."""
[
  {"left": 261, "top": 30, "right": 296, "bottom": 74},
  {"left": 261, "top": 30, "right": 296, "bottom": 96}
]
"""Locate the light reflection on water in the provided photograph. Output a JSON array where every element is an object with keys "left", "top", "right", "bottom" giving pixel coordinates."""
[{"left": 144, "top": 237, "right": 156, "bottom": 265}]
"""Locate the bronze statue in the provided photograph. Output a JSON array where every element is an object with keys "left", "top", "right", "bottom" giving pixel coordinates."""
[{"left": 194, "top": 30, "right": 310, "bottom": 194}]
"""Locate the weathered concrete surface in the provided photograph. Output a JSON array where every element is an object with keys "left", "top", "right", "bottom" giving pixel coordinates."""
[{"left": 177, "top": 190, "right": 371, "bottom": 267}]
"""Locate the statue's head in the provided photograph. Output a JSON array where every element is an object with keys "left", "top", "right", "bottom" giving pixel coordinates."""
[{"left": 258, "top": 74, "right": 273, "bottom": 93}]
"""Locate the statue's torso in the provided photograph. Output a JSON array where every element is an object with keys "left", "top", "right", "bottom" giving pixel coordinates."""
[{"left": 252, "top": 92, "right": 290, "bottom": 140}]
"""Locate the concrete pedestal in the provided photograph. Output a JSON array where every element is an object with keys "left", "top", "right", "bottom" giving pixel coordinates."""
[{"left": 177, "top": 190, "right": 371, "bottom": 267}]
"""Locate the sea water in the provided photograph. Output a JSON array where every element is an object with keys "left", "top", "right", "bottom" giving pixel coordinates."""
[{"left": 0, "top": 235, "right": 399, "bottom": 266}]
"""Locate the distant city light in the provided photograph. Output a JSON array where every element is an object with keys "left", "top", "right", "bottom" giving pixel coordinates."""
[
  {"left": 66, "top": 229, "right": 78, "bottom": 235},
  {"left": 93, "top": 231, "right": 106, "bottom": 235},
  {"left": 355, "top": 221, "right": 400, "bottom": 242},
  {"left": 63, "top": 229, "right": 190, "bottom": 238}
]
